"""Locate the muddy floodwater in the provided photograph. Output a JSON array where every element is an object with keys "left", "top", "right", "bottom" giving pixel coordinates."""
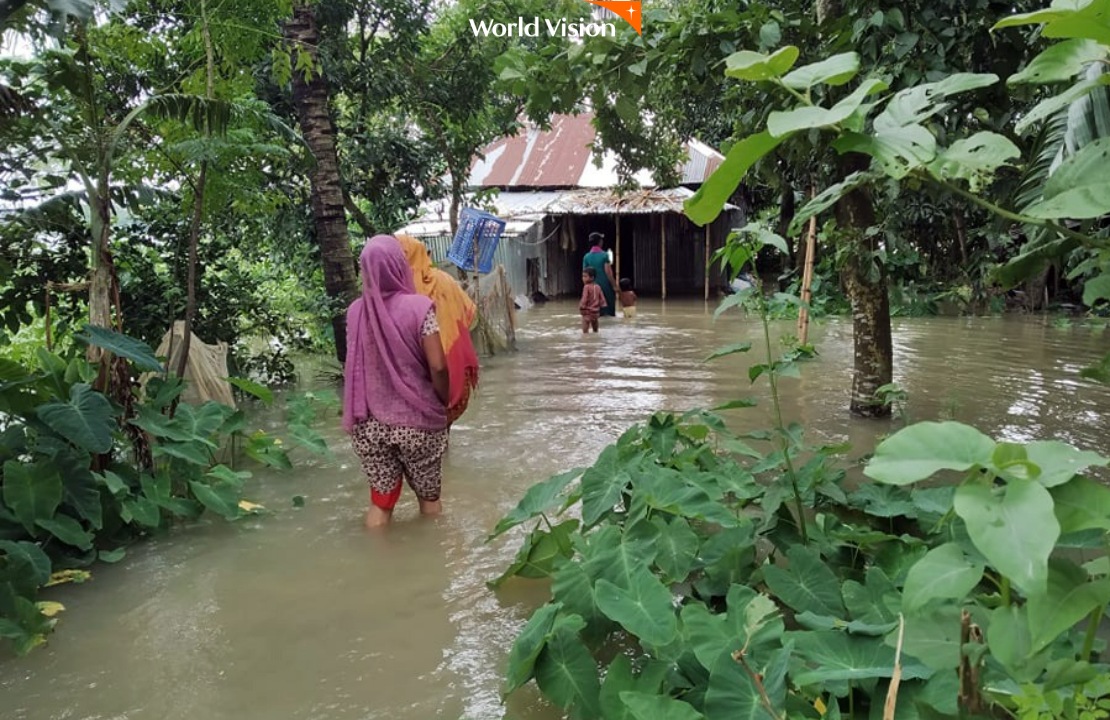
[{"left": 2, "top": 300, "right": 1109, "bottom": 719}]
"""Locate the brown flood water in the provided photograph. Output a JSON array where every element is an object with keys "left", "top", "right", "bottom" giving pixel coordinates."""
[{"left": 2, "top": 300, "right": 1109, "bottom": 719}]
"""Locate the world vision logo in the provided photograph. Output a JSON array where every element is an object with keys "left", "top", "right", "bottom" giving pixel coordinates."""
[
  {"left": 468, "top": 0, "right": 642, "bottom": 38},
  {"left": 581, "top": 0, "right": 642, "bottom": 36}
]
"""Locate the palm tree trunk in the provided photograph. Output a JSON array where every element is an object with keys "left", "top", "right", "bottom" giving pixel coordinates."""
[{"left": 285, "top": 1, "right": 358, "bottom": 362}]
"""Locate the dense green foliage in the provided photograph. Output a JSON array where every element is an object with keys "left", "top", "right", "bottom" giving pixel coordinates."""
[{"left": 491, "top": 231, "right": 1110, "bottom": 720}]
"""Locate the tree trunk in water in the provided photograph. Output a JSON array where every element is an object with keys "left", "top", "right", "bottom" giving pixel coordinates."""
[
  {"left": 285, "top": 2, "right": 358, "bottom": 363},
  {"left": 835, "top": 157, "right": 893, "bottom": 418},
  {"left": 87, "top": 172, "right": 114, "bottom": 369}
]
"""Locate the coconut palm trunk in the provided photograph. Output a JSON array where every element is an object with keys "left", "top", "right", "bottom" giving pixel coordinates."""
[{"left": 284, "top": 1, "right": 358, "bottom": 362}]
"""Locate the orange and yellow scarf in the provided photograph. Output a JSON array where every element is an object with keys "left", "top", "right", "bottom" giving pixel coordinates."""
[{"left": 397, "top": 234, "right": 480, "bottom": 422}]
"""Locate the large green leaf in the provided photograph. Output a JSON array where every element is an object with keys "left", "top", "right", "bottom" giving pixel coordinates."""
[
  {"left": 653, "top": 516, "right": 700, "bottom": 582},
  {"left": 36, "top": 383, "right": 115, "bottom": 453},
  {"left": 534, "top": 624, "right": 601, "bottom": 717},
  {"left": 581, "top": 524, "right": 656, "bottom": 590},
  {"left": 781, "top": 52, "right": 860, "bottom": 89},
  {"left": 1027, "top": 558, "right": 1110, "bottom": 654},
  {"left": 989, "top": 604, "right": 1050, "bottom": 682},
  {"left": 621, "top": 692, "right": 705, "bottom": 720},
  {"left": 74, "top": 324, "right": 164, "bottom": 372},
  {"left": 1016, "top": 75, "right": 1110, "bottom": 133},
  {"left": 788, "top": 171, "right": 878, "bottom": 236},
  {"left": 1023, "top": 440, "right": 1108, "bottom": 487},
  {"left": 875, "top": 73, "right": 998, "bottom": 132},
  {"left": 504, "top": 602, "right": 560, "bottom": 695},
  {"left": 1025, "top": 136, "right": 1110, "bottom": 218},
  {"left": 954, "top": 478, "right": 1059, "bottom": 594},
  {"left": 994, "top": 0, "right": 1110, "bottom": 44},
  {"left": 1084, "top": 274, "right": 1110, "bottom": 307},
  {"left": 864, "top": 421, "right": 995, "bottom": 485},
  {"left": 680, "top": 602, "right": 734, "bottom": 671},
  {"left": 636, "top": 470, "right": 741, "bottom": 528},
  {"left": 551, "top": 561, "right": 608, "bottom": 630},
  {"left": 703, "top": 645, "right": 784, "bottom": 720},
  {"left": 928, "top": 132, "right": 1022, "bottom": 192},
  {"left": 188, "top": 480, "right": 241, "bottom": 520},
  {"left": 0, "top": 540, "right": 51, "bottom": 593},
  {"left": 488, "top": 467, "right": 583, "bottom": 539},
  {"left": 901, "top": 542, "right": 984, "bottom": 612},
  {"left": 491, "top": 520, "right": 579, "bottom": 587},
  {"left": 900, "top": 603, "right": 964, "bottom": 671},
  {"left": 1051, "top": 475, "right": 1110, "bottom": 533},
  {"left": 767, "top": 79, "right": 887, "bottom": 137},
  {"left": 762, "top": 546, "right": 845, "bottom": 617},
  {"left": 833, "top": 124, "right": 936, "bottom": 179},
  {"left": 843, "top": 567, "right": 901, "bottom": 626},
  {"left": 2, "top": 460, "right": 62, "bottom": 535},
  {"left": 226, "top": 376, "right": 273, "bottom": 405},
  {"left": 789, "top": 631, "right": 930, "bottom": 685},
  {"left": 581, "top": 445, "right": 629, "bottom": 527},
  {"left": 695, "top": 526, "right": 757, "bottom": 598},
  {"left": 724, "top": 46, "right": 800, "bottom": 81},
  {"left": 685, "top": 131, "right": 787, "bottom": 226},
  {"left": 595, "top": 568, "right": 678, "bottom": 647},
  {"left": 35, "top": 514, "right": 93, "bottom": 550},
  {"left": 1009, "top": 39, "right": 1109, "bottom": 85},
  {"left": 599, "top": 656, "right": 668, "bottom": 720},
  {"left": 121, "top": 495, "right": 161, "bottom": 528}
]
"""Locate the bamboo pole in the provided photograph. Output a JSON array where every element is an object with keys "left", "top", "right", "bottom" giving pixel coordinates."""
[
  {"left": 615, "top": 211, "right": 621, "bottom": 282},
  {"left": 704, "top": 222, "right": 711, "bottom": 302},
  {"left": 661, "top": 215, "right": 668, "bottom": 301},
  {"left": 796, "top": 187, "right": 818, "bottom": 344}
]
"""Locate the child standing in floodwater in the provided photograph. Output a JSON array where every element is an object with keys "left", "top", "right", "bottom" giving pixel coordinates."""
[
  {"left": 619, "top": 278, "right": 637, "bottom": 319},
  {"left": 580, "top": 267, "right": 606, "bottom": 333}
]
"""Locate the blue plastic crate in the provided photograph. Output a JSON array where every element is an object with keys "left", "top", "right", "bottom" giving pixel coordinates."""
[{"left": 446, "top": 208, "right": 506, "bottom": 274}]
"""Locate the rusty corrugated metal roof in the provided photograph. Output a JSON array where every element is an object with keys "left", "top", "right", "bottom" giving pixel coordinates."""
[{"left": 467, "top": 113, "right": 725, "bottom": 189}]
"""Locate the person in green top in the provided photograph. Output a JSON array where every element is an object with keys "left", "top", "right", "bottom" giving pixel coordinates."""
[{"left": 582, "top": 232, "right": 616, "bottom": 317}]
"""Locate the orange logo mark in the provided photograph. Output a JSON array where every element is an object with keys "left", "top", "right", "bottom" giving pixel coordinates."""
[{"left": 582, "top": 0, "right": 642, "bottom": 36}]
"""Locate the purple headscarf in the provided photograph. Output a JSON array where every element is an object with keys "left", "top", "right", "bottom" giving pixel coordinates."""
[{"left": 343, "top": 235, "right": 447, "bottom": 432}]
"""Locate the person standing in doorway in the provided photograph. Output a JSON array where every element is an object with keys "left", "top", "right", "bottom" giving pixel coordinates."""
[
  {"left": 580, "top": 267, "right": 606, "bottom": 333},
  {"left": 343, "top": 235, "right": 450, "bottom": 528},
  {"left": 619, "top": 278, "right": 637, "bottom": 319},
  {"left": 582, "top": 231, "right": 616, "bottom": 317}
]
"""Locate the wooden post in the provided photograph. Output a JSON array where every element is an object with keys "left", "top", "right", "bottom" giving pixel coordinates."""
[
  {"left": 704, "top": 222, "right": 711, "bottom": 302},
  {"left": 796, "top": 189, "right": 818, "bottom": 344},
  {"left": 615, "top": 211, "right": 621, "bottom": 282},
  {"left": 661, "top": 215, "right": 668, "bottom": 300}
]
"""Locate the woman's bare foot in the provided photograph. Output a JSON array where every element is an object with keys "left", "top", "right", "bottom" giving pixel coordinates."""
[
  {"left": 418, "top": 499, "right": 442, "bottom": 516},
  {"left": 365, "top": 504, "right": 392, "bottom": 528}
]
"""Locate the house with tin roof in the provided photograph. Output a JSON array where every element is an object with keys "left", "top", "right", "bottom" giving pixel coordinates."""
[{"left": 396, "top": 113, "right": 743, "bottom": 300}]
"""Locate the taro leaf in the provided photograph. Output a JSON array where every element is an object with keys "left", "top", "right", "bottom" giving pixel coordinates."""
[
  {"left": 703, "top": 643, "right": 789, "bottom": 720},
  {"left": 1027, "top": 558, "right": 1110, "bottom": 654},
  {"left": 1024, "top": 440, "right": 1108, "bottom": 487},
  {"left": 595, "top": 567, "right": 678, "bottom": 647},
  {"left": 911, "top": 486, "right": 956, "bottom": 518},
  {"left": 188, "top": 480, "right": 241, "bottom": 520},
  {"left": 1016, "top": 76, "right": 1110, "bottom": 134},
  {"left": 763, "top": 546, "right": 846, "bottom": 617},
  {"left": 289, "top": 423, "right": 330, "bottom": 457},
  {"left": 1084, "top": 274, "right": 1110, "bottom": 307},
  {"left": 1051, "top": 475, "right": 1110, "bottom": 533},
  {"left": 781, "top": 52, "right": 860, "bottom": 89},
  {"left": 35, "top": 514, "right": 93, "bottom": 550},
  {"left": 843, "top": 567, "right": 901, "bottom": 626},
  {"left": 686, "top": 131, "right": 787, "bottom": 226},
  {"left": 789, "top": 630, "right": 930, "bottom": 685},
  {"left": 988, "top": 604, "right": 1050, "bottom": 682},
  {"left": 1044, "top": 659, "right": 1101, "bottom": 692},
  {"left": 833, "top": 124, "right": 937, "bottom": 179},
  {"left": 533, "top": 623, "right": 601, "bottom": 717},
  {"left": 129, "top": 405, "right": 196, "bottom": 443},
  {"left": 1009, "top": 39, "right": 1109, "bottom": 85},
  {"left": 621, "top": 692, "right": 705, "bottom": 720},
  {"left": 36, "top": 383, "right": 114, "bottom": 453},
  {"left": 551, "top": 560, "right": 608, "bottom": 631},
  {"left": 792, "top": 612, "right": 898, "bottom": 636},
  {"left": 695, "top": 526, "right": 757, "bottom": 598},
  {"left": 788, "top": 171, "right": 878, "bottom": 236},
  {"left": 680, "top": 602, "right": 732, "bottom": 671},
  {"left": 504, "top": 602, "right": 560, "bottom": 695},
  {"left": 176, "top": 403, "right": 232, "bottom": 442},
  {"left": 490, "top": 520, "right": 578, "bottom": 587},
  {"left": 901, "top": 543, "right": 984, "bottom": 613},
  {"left": 849, "top": 484, "right": 916, "bottom": 518},
  {"left": 74, "top": 324, "right": 163, "bottom": 372},
  {"left": 98, "top": 548, "right": 126, "bottom": 563},
  {"left": 0, "top": 540, "right": 52, "bottom": 594},
  {"left": 724, "top": 46, "right": 800, "bottom": 81},
  {"left": 652, "top": 516, "right": 700, "bottom": 583},
  {"left": 705, "top": 342, "right": 753, "bottom": 362},
  {"left": 0, "top": 594, "right": 55, "bottom": 656},
  {"left": 873, "top": 539, "right": 929, "bottom": 586},
  {"left": 581, "top": 445, "right": 630, "bottom": 527},
  {"left": 226, "top": 376, "right": 273, "bottom": 405},
  {"left": 730, "top": 585, "right": 784, "bottom": 659},
  {"left": 865, "top": 421, "right": 995, "bottom": 485},
  {"left": 928, "top": 132, "right": 1021, "bottom": 192},
  {"left": 2, "top": 460, "right": 62, "bottom": 535},
  {"left": 600, "top": 656, "right": 669, "bottom": 720},
  {"left": 488, "top": 466, "right": 584, "bottom": 539},
  {"left": 1025, "top": 137, "right": 1110, "bottom": 218},
  {"left": 954, "top": 478, "right": 1059, "bottom": 595},
  {"left": 768, "top": 79, "right": 888, "bottom": 137},
  {"left": 154, "top": 441, "right": 210, "bottom": 466},
  {"left": 636, "top": 470, "right": 741, "bottom": 528},
  {"left": 581, "top": 524, "right": 657, "bottom": 590},
  {"left": 121, "top": 496, "right": 161, "bottom": 528}
]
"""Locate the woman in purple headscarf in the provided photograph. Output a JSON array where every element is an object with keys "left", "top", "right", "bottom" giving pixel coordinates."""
[{"left": 343, "top": 235, "right": 450, "bottom": 527}]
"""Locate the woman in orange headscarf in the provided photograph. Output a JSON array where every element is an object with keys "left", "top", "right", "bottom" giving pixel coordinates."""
[{"left": 396, "top": 234, "right": 480, "bottom": 424}]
